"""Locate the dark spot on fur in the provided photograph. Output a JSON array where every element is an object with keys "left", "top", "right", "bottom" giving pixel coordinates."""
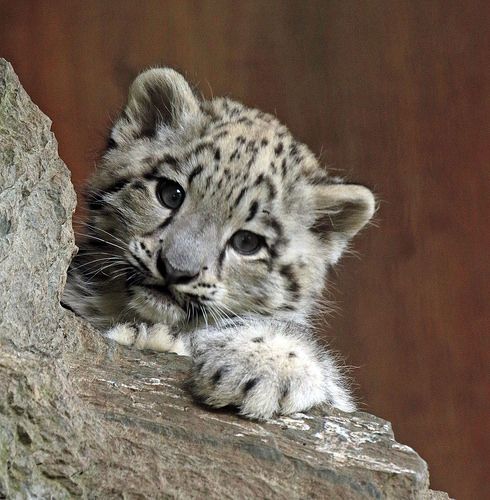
[
  {"left": 214, "top": 148, "right": 221, "bottom": 161},
  {"left": 142, "top": 213, "right": 175, "bottom": 237},
  {"left": 163, "top": 155, "right": 178, "bottom": 167},
  {"left": 233, "top": 187, "right": 248, "bottom": 208},
  {"left": 246, "top": 201, "right": 259, "bottom": 222},
  {"left": 243, "top": 378, "right": 259, "bottom": 394},
  {"left": 212, "top": 368, "right": 225, "bottom": 385},
  {"left": 213, "top": 130, "right": 229, "bottom": 140},
  {"left": 289, "top": 142, "right": 299, "bottom": 157},
  {"left": 193, "top": 141, "right": 214, "bottom": 156},
  {"left": 280, "top": 382, "right": 290, "bottom": 400},
  {"left": 288, "top": 352, "right": 297, "bottom": 358},
  {"left": 264, "top": 177, "right": 276, "bottom": 200},
  {"left": 106, "top": 137, "right": 117, "bottom": 150},
  {"left": 280, "top": 264, "right": 300, "bottom": 298},
  {"left": 281, "top": 158, "right": 287, "bottom": 178},
  {"left": 143, "top": 166, "right": 159, "bottom": 180},
  {"left": 274, "top": 142, "right": 284, "bottom": 156},
  {"left": 253, "top": 174, "right": 276, "bottom": 201},
  {"left": 246, "top": 140, "right": 256, "bottom": 153},
  {"left": 132, "top": 180, "right": 146, "bottom": 191},
  {"left": 229, "top": 149, "right": 240, "bottom": 161},
  {"left": 188, "top": 165, "right": 204, "bottom": 185},
  {"left": 252, "top": 337, "right": 264, "bottom": 343},
  {"left": 217, "top": 248, "right": 226, "bottom": 271},
  {"left": 246, "top": 156, "right": 257, "bottom": 168},
  {"left": 268, "top": 244, "right": 279, "bottom": 260},
  {"left": 267, "top": 217, "right": 284, "bottom": 238},
  {"left": 132, "top": 254, "right": 150, "bottom": 273}
]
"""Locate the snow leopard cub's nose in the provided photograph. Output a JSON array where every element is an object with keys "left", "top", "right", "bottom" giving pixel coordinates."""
[{"left": 156, "top": 251, "right": 199, "bottom": 285}]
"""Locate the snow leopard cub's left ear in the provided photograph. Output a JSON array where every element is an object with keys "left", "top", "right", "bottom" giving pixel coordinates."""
[
  {"left": 109, "top": 68, "right": 201, "bottom": 146},
  {"left": 311, "top": 182, "right": 376, "bottom": 241}
]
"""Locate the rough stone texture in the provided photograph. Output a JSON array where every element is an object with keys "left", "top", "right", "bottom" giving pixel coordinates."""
[{"left": 0, "top": 58, "right": 450, "bottom": 499}]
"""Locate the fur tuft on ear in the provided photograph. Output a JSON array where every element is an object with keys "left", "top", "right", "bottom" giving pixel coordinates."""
[
  {"left": 311, "top": 183, "right": 376, "bottom": 240},
  {"left": 111, "top": 68, "right": 200, "bottom": 143}
]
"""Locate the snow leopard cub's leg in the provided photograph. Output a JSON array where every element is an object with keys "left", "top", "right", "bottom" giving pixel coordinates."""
[
  {"left": 106, "top": 323, "right": 188, "bottom": 355},
  {"left": 189, "top": 319, "right": 355, "bottom": 420}
]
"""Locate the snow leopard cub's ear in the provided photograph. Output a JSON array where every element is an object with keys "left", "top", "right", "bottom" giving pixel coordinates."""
[
  {"left": 109, "top": 68, "right": 201, "bottom": 146},
  {"left": 311, "top": 182, "right": 376, "bottom": 242}
]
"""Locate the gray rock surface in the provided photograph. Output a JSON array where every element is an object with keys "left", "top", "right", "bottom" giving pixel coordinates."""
[{"left": 0, "top": 58, "right": 449, "bottom": 499}]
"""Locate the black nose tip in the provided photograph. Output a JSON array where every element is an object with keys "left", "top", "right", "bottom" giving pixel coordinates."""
[{"left": 156, "top": 253, "right": 199, "bottom": 285}]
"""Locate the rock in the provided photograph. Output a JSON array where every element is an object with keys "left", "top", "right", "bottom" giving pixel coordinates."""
[
  {"left": 0, "top": 58, "right": 449, "bottom": 499},
  {"left": 0, "top": 58, "right": 78, "bottom": 355}
]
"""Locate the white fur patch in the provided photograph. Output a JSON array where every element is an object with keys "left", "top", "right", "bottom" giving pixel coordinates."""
[{"left": 105, "top": 323, "right": 189, "bottom": 355}]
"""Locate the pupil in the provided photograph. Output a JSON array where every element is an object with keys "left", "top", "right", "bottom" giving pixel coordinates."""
[{"left": 242, "top": 234, "right": 253, "bottom": 248}]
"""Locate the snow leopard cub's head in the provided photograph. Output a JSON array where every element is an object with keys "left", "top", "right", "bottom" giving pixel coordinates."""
[{"left": 84, "top": 68, "right": 375, "bottom": 327}]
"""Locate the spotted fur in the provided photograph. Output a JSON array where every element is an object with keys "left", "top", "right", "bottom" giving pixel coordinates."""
[{"left": 63, "top": 68, "right": 375, "bottom": 419}]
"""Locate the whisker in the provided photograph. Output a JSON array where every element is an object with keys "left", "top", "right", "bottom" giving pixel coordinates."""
[
  {"left": 80, "top": 221, "right": 128, "bottom": 247},
  {"left": 73, "top": 231, "right": 127, "bottom": 253}
]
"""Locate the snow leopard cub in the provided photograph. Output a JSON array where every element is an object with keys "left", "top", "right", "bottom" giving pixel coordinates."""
[{"left": 63, "top": 68, "right": 375, "bottom": 420}]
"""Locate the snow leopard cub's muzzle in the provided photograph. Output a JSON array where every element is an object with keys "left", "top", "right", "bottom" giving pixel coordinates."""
[{"left": 126, "top": 212, "right": 222, "bottom": 312}]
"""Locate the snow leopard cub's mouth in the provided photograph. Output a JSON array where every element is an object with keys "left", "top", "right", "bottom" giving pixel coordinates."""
[
  {"left": 135, "top": 282, "right": 181, "bottom": 306},
  {"left": 131, "top": 279, "right": 206, "bottom": 323}
]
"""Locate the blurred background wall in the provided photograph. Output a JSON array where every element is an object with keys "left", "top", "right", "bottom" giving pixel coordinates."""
[{"left": 1, "top": 1, "right": 488, "bottom": 498}]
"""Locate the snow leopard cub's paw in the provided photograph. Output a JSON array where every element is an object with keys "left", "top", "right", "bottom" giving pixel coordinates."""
[
  {"left": 190, "top": 321, "right": 355, "bottom": 420},
  {"left": 105, "top": 323, "right": 188, "bottom": 355}
]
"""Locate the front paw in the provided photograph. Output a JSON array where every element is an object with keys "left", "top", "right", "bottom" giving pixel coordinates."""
[{"left": 190, "top": 323, "right": 354, "bottom": 420}]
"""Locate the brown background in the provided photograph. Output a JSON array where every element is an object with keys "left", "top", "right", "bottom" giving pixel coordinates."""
[{"left": 1, "top": 1, "right": 488, "bottom": 498}]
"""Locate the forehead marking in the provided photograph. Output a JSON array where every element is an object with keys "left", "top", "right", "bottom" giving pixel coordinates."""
[
  {"left": 192, "top": 141, "right": 214, "bottom": 156},
  {"left": 188, "top": 165, "right": 204, "bottom": 185},
  {"left": 246, "top": 201, "right": 259, "bottom": 222},
  {"left": 233, "top": 187, "right": 248, "bottom": 208},
  {"left": 213, "top": 130, "right": 229, "bottom": 140},
  {"left": 253, "top": 174, "right": 277, "bottom": 201},
  {"left": 281, "top": 158, "right": 287, "bottom": 178},
  {"left": 229, "top": 149, "right": 240, "bottom": 162}
]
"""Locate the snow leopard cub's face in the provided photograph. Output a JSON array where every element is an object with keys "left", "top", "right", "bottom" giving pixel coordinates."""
[{"left": 84, "top": 69, "right": 374, "bottom": 327}]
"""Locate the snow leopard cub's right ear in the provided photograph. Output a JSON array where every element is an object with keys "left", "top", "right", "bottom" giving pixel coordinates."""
[{"left": 108, "top": 68, "right": 201, "bottom": 147}]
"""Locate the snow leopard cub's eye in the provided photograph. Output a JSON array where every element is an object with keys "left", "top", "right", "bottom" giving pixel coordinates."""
[
  {"left": 156, "top": 178, "right": 185, "bottom": 209},
  {"left": 230, "top": 230, "right": 264, "bottom": 255}
]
